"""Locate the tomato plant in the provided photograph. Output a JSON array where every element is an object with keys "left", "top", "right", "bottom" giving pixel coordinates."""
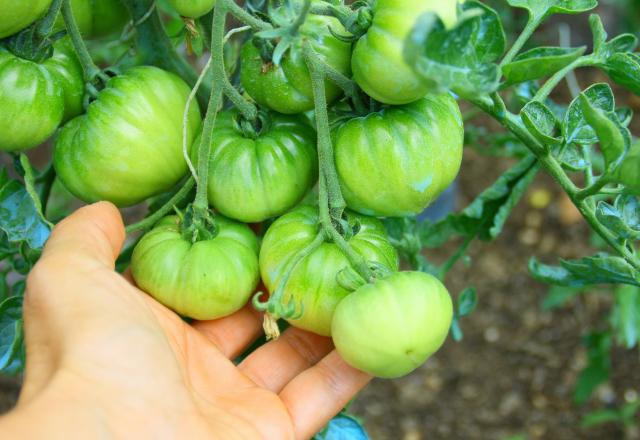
[
  {"left": 54, "top": 0, "right": 130, "bottom": 38},
  {"left": 0, "top": 0, "right": 52, "bottom": 39},
  {"left": 167, "top": 0, "right": 216, "bottom": 18}
]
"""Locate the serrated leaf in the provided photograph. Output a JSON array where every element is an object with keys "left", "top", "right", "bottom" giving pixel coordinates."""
[
  {"left": 0, "top": 296, "right": 23, "bottom": 372},
  {"left": 595, "top": 199, "right": 640, "bottom": 240},
  {"left": 603, "top": 52, "right": 640, "bottom": 96},
  {"left": 314, "top": 414, "right": 370, "bottom": 440},
  {"left": 506, "top": 0, "right": 597, "bottom": 19},
  {"left": 590, "top": 14, "right": 638, "bottom": 60},
  {"left": 502, "top": 46, "right": 586, "bottom": 84},
  {"left": 457, "top": 287, "right": 478, "bottom": 317},
  {"left": 421, "top": 156, "right": 539, "bottom": 246},
  {"left": 559, "top": 146, "right": 591, "bottom": 171},
  {"left": 612, "top": 284, "right": 640, "bottom": 349},
  {"left": 529, "top": 254, "right": 640, "bottom": 287},
  {"left": 521, "top": 101, "right": 563, "bottom": 147},
  {"left": 564, "top": 83, "right": 615, "bottom": 145},
  {"left": 404, "top": 1, "right": 505, "bottom": 98}
]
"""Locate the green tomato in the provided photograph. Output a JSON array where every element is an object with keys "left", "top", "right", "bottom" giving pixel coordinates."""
[
  {"left": 614, "top": 141, "right": 640, "bottom": 194},
  {"left": 240, "top": 14, "right": 351, "bottom": 114},
  {"left": 332, "top": 271, "right": 453, "bottom": 378},
  {"left": 352, "top": 0, "right": 459, "bottom": 105},
  {"left": 0, "top": 49, "right": 64, "bottom": 152},
  {"left": 0, "top": 0, "right": 52, "bottom": 39},
  {"left": 194, "top": 110, "right": 318, "bottom": 223},
  {"left": 44, "top": 38, "right": 85, "bottom": 122},
  {"left": 54, "top": 0, "right": 130, "bottom": 38},
  {"left": 259, "top": 206, "right": 398, "bottom": 336},
  {"left": 131, "top": 215, "right": 260, "bottom": 320},
  {"left": 54, "top": 66, "right": 201, "bottom": 207},
  {"left": 334, "top": 94, "right": 464, "bottom": 217},
  {"left": 167, "top": 0, "right": 216, "bottom": 18}
]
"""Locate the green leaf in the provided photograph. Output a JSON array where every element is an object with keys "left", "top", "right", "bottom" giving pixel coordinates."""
[
  {"left": 421, "top": 156, "right": 539, "bottom": 246},
  {"left": 559, "top": 146, "right": 591, "bottom": 172},
  {"left": 450, "top": 317, "right": 464, "bottom": 342},
  {"left": 0, "top": 296, "right": 23, "bottom": 373},
  {"left": 502, "top": 46, "right": 586, "bottom": 84},
  {"left": 542, "top": 285, "right": 583, "bottom": 310},
  {"left": 529, "top": 254, "right": 640, "bottom": 287},
  {"left": 404, "top": 1, "right": 506, "bottom": 97},
  {"left": 19, "top": 155, "right": 53, "bottom": 229},
  {"left": 603, "top": 52, "right": 640, "bottom": 96},
  {"left": 595, "top": 197, "right": 640, "bottom": 240},
  {"left": 521, "top": 101, "right": 563, "bottom": 147},
  {"left": 0, "top": 171, "right": 51, "bottom": 250},
  {"left": 590, "top": 14, "right": 638, "bottom": 61},
  {"left": 581, "top": 409, "right": 622, "bottom": 428},
  {"left": 574, "top": 331, "right": 611, "bottom": 404},
  {"left": 506, "top": 0, "right": 597, "bottom": 19},
  {"left": 611, "top": 284, "right": 640, "bottom": 349},
  {"left": 457, "top": 287, "right": 478, "bottom": 317},
  {"left": 615, "top": 107, "right": 633, "bottom": 127},
  {"left": 563, "top": 83, "right": 615, "bottom": 145}
]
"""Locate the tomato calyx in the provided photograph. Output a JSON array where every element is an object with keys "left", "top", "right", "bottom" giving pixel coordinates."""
[
  {"left": 234, "top": 110, "right": 270, "bottom": 140},
  {"left": 178, "top": 204, "right": 218, "bottom": 243},
  {"left": 4, "top": 25, "right": 66, "bottom": 64},
  {"left": 336, "top": 261, "right": 395, "bottom": 292}
]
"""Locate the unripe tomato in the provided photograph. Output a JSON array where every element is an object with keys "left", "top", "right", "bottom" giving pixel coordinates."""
[
  {"left": 614, "top": 141, "right": 640, "bottom": 194},
  {"left": 240, "top": 14, "right": 351, "bottom": 114},
  {"left": 334, "top": 94, "right": 464, "bottom": 217},
  {"left": 131, "top": 215, "right": 260, "bottom": 320},
  {"left": 44, "top": 38, "right": 85, "bottom": 122},
  {"left": 54, "top": 66, "right": 201, "bottom": 207},
  {"left": 195, "top": 110, "right": 317, "bottom": 223},
  {"left": 167, "top": 0, "right": 216, "bottom": 18},
  {"left": 0, "top": 0, "right": 52, "bottom": 39},
  {"left": 54, "top": 0, "right": 130, "bottom": 38},
  {"left": 259, "top": 206, "right": 398, "bottom": 336},
  {"left": 332, "top": 271, "right": 453, "bottom": 378},
  {"left": 352, "top": 0, "right": 459, "bottom": 105},
  {"left": 0, "top": 49, "right": 64, "bottom": 152}
]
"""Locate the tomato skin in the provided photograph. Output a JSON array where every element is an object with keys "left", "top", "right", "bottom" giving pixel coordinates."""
[
  {"left": 332, "top": 271, "right": 453, "bottom": 378},
  {"left": 196, "top": 110, "right": 318, "bottom": 223},
  {"left": 0, "top": 0, "right": 52, "bottom": 39},
  {"left": 167, "top": 0, "right": 216, "bottom": 18},
  {"left": 44, "top": 38, "right": 85, "bottom": 122},
  {"left": 352, "top": 0, "right": 459, "bottom": 105},
  {"left": 54, "top": 66, "right": 201, "bottom": 207},
  {"left": 0, "top": 49, "right": 64, "bottom": 152},
  {"left": 334, "top": 94, "right": 464, "bottom": 217},
  {"left": 240, "top": 14, "right": 351, "bottom": 114},
  {"left": 259, "top": 206, "right": 398, "bottom": 336},
  {"left": 131, "top": 215, "right": 260, "bottom": 320},
  {"left": 54, "top": 0, "right": 130, "bottom": 38},
  {"left": 615, "top": 142, "right": 640, "bottom": 194}
]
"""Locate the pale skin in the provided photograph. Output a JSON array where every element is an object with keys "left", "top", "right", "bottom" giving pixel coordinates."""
[{"left": 0, "top": 202, "right": 371, "bottom": 439}]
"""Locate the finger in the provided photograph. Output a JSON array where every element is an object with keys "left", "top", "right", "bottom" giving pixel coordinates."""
[
  {"left": 191, "top": 305, "right": 264, "bottom": 359},
  {"left": 279, "top": 351, "right": 371, "bottom": 440},
  {"left": 239, "top": 327, "right": 333, "bottom": 392},
  {"left": 41, "top": 201, "right": 125, "bottom": 269}
]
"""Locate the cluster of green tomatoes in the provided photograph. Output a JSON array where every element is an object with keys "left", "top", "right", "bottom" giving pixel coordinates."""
[{"left": 1, "top": 0, "right": 464, "bottom": 378}]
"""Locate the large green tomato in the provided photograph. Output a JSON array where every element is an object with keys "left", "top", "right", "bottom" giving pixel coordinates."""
[
  {"left": 54, "top": 66, "right": 201, "bottom": 207},
  {"left": 240, "top": 13, "right": 351, "bottom": 114},
  {"left": 259, "top": 206, "right": 398, "bottom": 336},
  {"left": 167, "top": 0, "right": 216, "bottom": 18},
  {"left": 0, "top": 49, "right": 64, "bottom": 152},
  {"left": 131, "top": 215, "right": 260, "bottom": 320},
  {"left": 352, "top": 0, "right": 459, "bottom": 105},
  {"left": 195, "top": 110, "right": 317, "bottom": 223},
  {"left": 44, "top": 38, "right": 85, "bottom": 122},
  {"left": 614, "top": 141, "right": 640, "bottom": 194},
  {"left": 334, "top": 94, "right": 464, "bottom": 217},
  {"left": 0, "top": 0, "right": 52, "bottom": 39},
  {"left": 54, "top": 0, "right": 130, "bottom": 38},
  {"left": 332, "top": 271, "right": 453, "bottom": 378}
]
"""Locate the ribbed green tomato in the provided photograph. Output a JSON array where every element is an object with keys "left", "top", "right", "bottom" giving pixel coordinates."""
[
  {"left": 0, "top": 49, "right": 64, "bottom": 152},
  {"left": 334, "top": 94, "right": 464, "bottom": 217},
  {"left": 167, "top": 0, "right": 216, "bottom": 18},
  {"left": 54, "top": 0, "right": 130, "bottom": 38},
  {"left": 259, "top": 206, "right": 398, "bottom": 336},
  {"left": 195, "top": 110, "right": 317, "bottom": 223},
  {"left": 44, "top": 38, "right": 85, "bottom": 122},
  {"left": 332, "top": 271, "right": 453, "bottom": 378},
  {"left": 131, "top": 215, "right": 260, "bottom": 320},
  {"left": 614, "top": 142, "right": 640, "bottom": 194},
  {"left": 54, "top": 66, "right": 201, "bottom": 207},
  {"left": 352, "top": 0, "right": 459, "bottom": 105},
  {"left": 0, "top": 0, "right": 52, "bottom": 38},
  {"left": 240, "top": 13, "right": 351, "bottom": 114}
]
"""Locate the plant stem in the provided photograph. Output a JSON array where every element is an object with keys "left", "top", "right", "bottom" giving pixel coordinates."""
[
  {"left": 500, "top": 16, "right": 541, "bottom": 67},
  {"left": 223, "top": 78, "right": 257, "bottom": 121},
  {"left": 533, "top": 57, "right": 591, "bottom": 102},
  {"left": 576, "top": 175, "right": 612, "bottom": 201},
  {"left": 290, "top": 0, "right": 312, "bottom": 34},
  {"left": 439, "top": 236, "right": 473, "bottom": 280},
  {"left": 37, "top": 0, "right": 63, "bottom": 38},
  {"left": 126, "top": 177, "right": 195, "bottom": 234},
  {"left": 225, "top": 1, "right": 272, "bottom": 31}
]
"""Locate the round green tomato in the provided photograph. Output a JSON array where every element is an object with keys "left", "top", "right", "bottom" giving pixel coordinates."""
[
  {"left": 54, "top": 0, "right": 130, "bottom": 38},
  {"left": 334, "top": 94, "right": 464, "bottom": 217},
  {"left": 195, "top": 110, "right": 317, "bottom": 223},
  {"left": 0, "top": 0, "right": 52, "bottom": 38},
  {"left": 240, "top": 14, "right": 351, "bottom": 114},
  {"left": 352, "top": 0, "right": 459, "bottom": 105},
  {"left": 614, "top": 141, "right": 640, "bottom": 194},
  {"left": 0, "top": 49, "right": 64, "bottom": 152},
  {"left": 167, "top": 0, "right": 216, "bottom": 18},
  {"left": 131, "top": 215, "right": 260, "bottom": 320},
  {"left": 259, "top": 206, "right": 398, "bottom": 336},
  {"left": 54, "top": 66, "right": 201, "bottom": 207},
  {"left": 332, "top": 271, "right": 453, "bottom": 378},
  {"left": 44, "top": 38, "right": 85, "bottom": 122}
]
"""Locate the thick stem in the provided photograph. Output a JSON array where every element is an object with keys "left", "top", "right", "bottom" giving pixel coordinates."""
[
  {"left": 576, "top": 175, "right": 612, "bottom": 201},
  {"left": 533, "top": 57, "right": 591, "bottom": 102},
  {"left": 37, "top": 0, "right": 63, "bottom": 38},
  {"left": 61, "top": 0, "right": 105, "bottom": 85},
  {"left": 126, "top": 178, "right": 196, "bottom": 234},
  {"left": 500, "top": 15, "right": 541, "bottom": 67},
  {"left": 225, "top": 1, "right": 272, "bottom": 31},
  {"left": 223, "top": 78, "right": 258, "bottom": 121}
]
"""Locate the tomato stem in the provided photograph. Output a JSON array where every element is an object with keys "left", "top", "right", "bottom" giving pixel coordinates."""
[
  {"left": 225, "top": 1, "right": 272, "bottom": 31},
  {"left": 36, "top": 0, "right": 63, "bottom": 39},
  {"left": 289, "top": 0, "right": 312, "bottom": 36}
]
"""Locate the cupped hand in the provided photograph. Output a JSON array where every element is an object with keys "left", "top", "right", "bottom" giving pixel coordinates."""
[{"left": 1, "top": 202, "right": 370, "bottom": 439}]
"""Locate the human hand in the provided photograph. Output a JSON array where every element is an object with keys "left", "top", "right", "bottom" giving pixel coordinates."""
[{"left": 0, "top": 202, "right": 370, "bottom": 439}]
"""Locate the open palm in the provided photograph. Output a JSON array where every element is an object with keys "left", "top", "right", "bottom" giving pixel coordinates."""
[{"left": 15, "top": 203, "right": 370, "bottom": 439}]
